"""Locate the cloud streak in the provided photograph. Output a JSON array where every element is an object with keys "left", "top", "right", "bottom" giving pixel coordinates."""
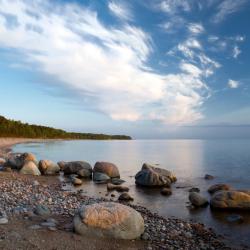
[{"left": 0, "top": 0, "right": 218, "bottom": 125}]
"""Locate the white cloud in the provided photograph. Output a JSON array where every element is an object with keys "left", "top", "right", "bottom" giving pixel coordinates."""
[
  {"left": 158, "top": 0, "right": 191, "bottom": 14},
  {"left": 188, "top": 23, "right": 204, "bottom": 35},
  {"left": 232, "top": 46, "right": 241, "bottom": 58},
  {"left": 108, "top": 1, "right": 133, "bottom": 21},
  {"left": 212, "top": 0, "right": 247, "bottom": 23},
  {"left": 228, "top": 79, "right": 240, "bottom": 89},
  {"left": 159, "top": 17, "right": 185, "bottom": 33},
  {"left": 0, "top": 0, "right": 213, "bottom": 125}
]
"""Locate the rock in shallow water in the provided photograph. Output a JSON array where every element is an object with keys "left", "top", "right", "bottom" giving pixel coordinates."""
[
  {"left": 63, "top": 161, "right": 92, "bottom": 178},
  {"left": 208, "top": 184, "right": 231, "bottom": 194},
  {"left": 135, "top": 163, "right": 176, "bottom": 187},
  {"left": 107, "top": 183, "right": 129, "bottom": 192},
  {"left": 73, "top": 202, "right": 144, "bottom": 239},
  {"left": 226, "top": 214, "right": 244, "bottom": 223},
  {"left": 204, "top": 174, "right": 214, "bottom": 180},
  {"left": 93, "top": 162, "right": 120, "bottom": 178},
  {"left": 210, "top": 190, "right": 250, "bottom": 210},
  {"left": 189, "top": 192, "right": 208, "bottom": 207},
  {"left": 93, "top": 172, "right": 110, "bottom": 184},
  {"left": 161, "top": 188, "right": 172, "bottom": 196},
  {"left": 118, "top": 192, "right": 134, "bottom": 201}
]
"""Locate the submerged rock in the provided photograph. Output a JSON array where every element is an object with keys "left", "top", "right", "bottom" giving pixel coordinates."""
[
  {"left": 93, "top": 172, "right": 110, "bottom": 184},
  {"left": 189, "top": 187, "right": 200, "bottom": 193},
  {"left": 135, "top": 163, "right": 176, "bottom": 187},
  {"left": 73, "top": 202, "right": 144, "bottom": 239},
  {"left": 107, "top": 183, "right": 129, "bottom": 192},
  {"left": 93, "top": 162, "right": 120, "bottom": 178},
  {"left": 226, "top": 214, "right": 244, "bottom": 223},
  {"left": 204, "top": 174, "right": 214, "bottom": 180},
  {"left": 189, "top": 192, "right": 208, "bottom": 207},
  {"left": 118, "top": 192, "right": 134, "bottom": 201},
  {"left": 20, "top": 161, "right": 41, "bottom": 176},
  {"left": 208, "top": 184, "right": 231, "bottom": 194},
  {"left": 111, "top": 178, "right": 125, "bottom": 185},
  {"left": 39, "top": 160, "right": 60, "bottom": 175},
  {"left": 161, "top": 188, "right": 172, "bottom": 196},
  {"left": 63, "top": 161, "right": 92, "bottom": 178},
  {"left": 210, "top": 190, "right": 250, "bottom": 210}
]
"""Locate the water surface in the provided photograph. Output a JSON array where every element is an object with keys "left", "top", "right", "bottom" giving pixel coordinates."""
[{"left": 13, "top": 139, "right": 250, "bottom": 248}]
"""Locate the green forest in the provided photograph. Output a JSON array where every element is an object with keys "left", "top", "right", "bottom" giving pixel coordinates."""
[{"left": 0, "top": 116, "right": 131, "bottom": 140}]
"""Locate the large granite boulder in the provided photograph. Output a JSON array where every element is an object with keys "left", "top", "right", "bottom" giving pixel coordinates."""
[
  {"left": 73, "top": 202, "right": 144, "bottom": 239},
  {"left": 62, "top": 161, "right": 92, "bottom": 178},
  {"left": 5, "top": 153, "right": 37, "bottom": 170},
  {"left": 210, "top": 190, "right": 250, "bottom": 210},
  {"left": 20, "top": 161, "right": 41, "bottom": 176},
  {"left": 93, "top": 162, "right": 120, "bottom": 178},
  {"left": 208, "top": 184, "right": 231, "bottom": 194},
  {"left": 189, "top": 192, "right": 208, "bottom": 207},
  {"left": 38, "top": 160, "right": 60, "bottom": 175},
  {"left": 135, "top": 163, "right": 176, "bottom": 187}
]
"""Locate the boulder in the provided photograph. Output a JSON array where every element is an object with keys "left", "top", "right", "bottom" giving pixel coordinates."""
[
  {"left": 189, "top": 192, "right": 208, "bottom": 207},
  {"left": 107, "top": 183, "right": 129, "bottom": 192},
  {"left": 38, "top": 160, "right": 60, "bottom": 175},
  {"left": 5, "top": 152, "right": 37, "bottom": 169},
  {"left": 161, "top": 188, "right": 172, "bottom": 196},
  {"left": 210, "top": 190, "right": 250, "bottom": 210},
  {"left": 73, "top": 202, "right": 144, "bottom": 239},
  {"left": 93, "top": 172, "right": 110, "bottom": 184},
  {"left": 135, "top": 163, "right": 176, "bottom": 187},
  {"left": 208, "top": 184, "right": 231, "bottom": 194},
  {"left": 118, "top": 192, "right": 134, "bottom": 201},
  {"left": 63, "top": 161, "right": 92, "bottom": 178},
  {"left": 57, "top": 161, "right": 66, "bottom": 170},
  {"left": 93, "top": 162, "right": 120, "bottom": 178},
  {"left": 20, "top": 161, "right": 41, "bottom": 176}
]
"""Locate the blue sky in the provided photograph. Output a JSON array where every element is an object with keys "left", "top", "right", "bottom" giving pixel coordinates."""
[{"left": 0, "top": 0, "right": 250, "bottom": 138}]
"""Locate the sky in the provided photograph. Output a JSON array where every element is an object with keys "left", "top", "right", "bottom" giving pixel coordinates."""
[{"left": 0, "top": 0, "right": 250, "bottom": 139}]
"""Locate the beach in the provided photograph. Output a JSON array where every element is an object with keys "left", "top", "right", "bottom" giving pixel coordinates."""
[{"left": 0, "top": 139, "right": 247, "bottom": 250}]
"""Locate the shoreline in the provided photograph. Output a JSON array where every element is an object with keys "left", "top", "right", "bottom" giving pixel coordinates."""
[{"left": 0, "top": 138, "right": 243, "bottom": 249}]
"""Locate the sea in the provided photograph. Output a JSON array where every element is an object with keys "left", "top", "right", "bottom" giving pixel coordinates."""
[{"left": 13, "top": 139, "right": 250, "bottom": 248}]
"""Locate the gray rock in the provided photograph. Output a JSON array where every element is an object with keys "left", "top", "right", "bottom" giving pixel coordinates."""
[
  {"left": 63, "top": 161, "right": 92, "bottom": 178},
  {"left": 5, "top": 153, "right": 37, "bottom": 170},
  {"left": 189, "top": 192, "right": 208, "bottom": 207},
  {"left": 73, "top": 202, "right": 144, "bottom": 239},
  {"left": 34, "top": 205, "right": 50, "bottom": 216},
  {"left": 40, "top": 221, "right": 56, "bottom": 227},
  {"left": 93, "top": 162, "right": 120, "bottom": 178},
  {"left": 93, "top": 172, "right": 110, "bottom": 184},
  {"left": 71, "top": 176, "right": 83, "bottom": 186},
  {"left": 135, "top": 163, "right": 176, "bottom": 187},
  {"left": 20, "top": 161, "right": 41, "bottom": 176},
  {"left": 208, "top": 184, "right": 231, "bottom": 194}
]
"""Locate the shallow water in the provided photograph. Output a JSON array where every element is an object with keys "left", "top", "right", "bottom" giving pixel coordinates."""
[{"left": 13, "top": 139, "right": 250, "bottom": 248}]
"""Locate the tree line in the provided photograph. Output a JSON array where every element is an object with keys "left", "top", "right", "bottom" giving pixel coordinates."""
[{"left": 0, "top": 116, "right": 131, "bottom": 140}]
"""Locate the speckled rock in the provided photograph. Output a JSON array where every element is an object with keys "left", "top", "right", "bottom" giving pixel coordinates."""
[{"left": 73, "top": 202, "right": 144, "bottom": 239}]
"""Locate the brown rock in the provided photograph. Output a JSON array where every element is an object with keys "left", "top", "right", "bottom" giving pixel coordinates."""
[
  {"left": 107, "top": 183, "right": 129, "bottom": 192},
  {"left": 208, "top": 184, "right": 231, "bottom": 194},
  {"left": 93, "top": 162, "right": 120, "bottom": 178}
]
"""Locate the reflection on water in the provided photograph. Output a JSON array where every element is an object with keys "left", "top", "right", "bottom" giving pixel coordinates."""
[{"left": 13, "top": 139, "right": 250, "bottom": 248}]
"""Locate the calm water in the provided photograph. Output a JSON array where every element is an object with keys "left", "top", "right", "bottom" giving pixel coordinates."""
[{"left": 13, "top": 139, "right": 250, "bottom": 248}]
